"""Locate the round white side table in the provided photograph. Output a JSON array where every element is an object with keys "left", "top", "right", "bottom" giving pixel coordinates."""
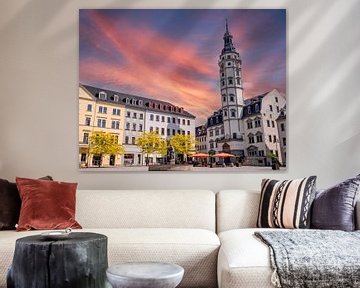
[{"left": 106, "top": 262, "right": 184, "bottom": 288}]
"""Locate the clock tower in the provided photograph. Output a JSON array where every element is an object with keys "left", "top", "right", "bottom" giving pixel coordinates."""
[{"left": 218, "top": 20, "right": 244, "bottom": 141}]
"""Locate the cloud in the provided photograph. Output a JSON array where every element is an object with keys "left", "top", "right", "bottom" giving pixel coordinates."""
[{"left": 80, "top": 10, "right": 286, "bottom": 124}]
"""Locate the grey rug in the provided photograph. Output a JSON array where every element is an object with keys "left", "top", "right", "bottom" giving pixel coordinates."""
[{"left": 255, "top": 230, "right": 360, "bottom": 288}]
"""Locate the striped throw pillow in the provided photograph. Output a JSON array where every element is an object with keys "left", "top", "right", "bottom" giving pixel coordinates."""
[{"left": 257, "top": 176, "right": 317, "bottom": 229}]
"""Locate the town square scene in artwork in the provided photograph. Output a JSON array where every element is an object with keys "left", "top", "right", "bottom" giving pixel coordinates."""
[{"left": 79, "top": 9, "right": 286, "bottom": 171}]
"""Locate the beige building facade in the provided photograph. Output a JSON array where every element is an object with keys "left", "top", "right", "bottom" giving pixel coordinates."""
[{"left": 79, "top": 85, "right": 125, "bottom": 167}]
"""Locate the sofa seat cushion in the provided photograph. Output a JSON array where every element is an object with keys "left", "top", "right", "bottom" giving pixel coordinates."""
[
  {"left": 218, "top": 228, "right": 282, "bottom": 288},
  {"left": 0, "top": 228, "right": 219, "bottom": 288}
]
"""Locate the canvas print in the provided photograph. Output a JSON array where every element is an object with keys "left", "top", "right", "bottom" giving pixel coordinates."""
[{"left": 79, "top": 9, "right": 286, "bottom": 171}]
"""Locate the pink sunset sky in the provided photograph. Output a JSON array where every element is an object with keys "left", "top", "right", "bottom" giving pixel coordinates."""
[{"left": 79, "top": 9, "right": 286, "bottom": 124}]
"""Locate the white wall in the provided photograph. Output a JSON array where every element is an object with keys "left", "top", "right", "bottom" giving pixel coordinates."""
[{"left": 0, "top": 0, "right": 359, "bottom": 190}]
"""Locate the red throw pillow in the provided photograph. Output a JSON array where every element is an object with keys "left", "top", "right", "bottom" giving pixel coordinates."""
[{"left": 16, "top": 177, "right": 82, "bottom": 231}]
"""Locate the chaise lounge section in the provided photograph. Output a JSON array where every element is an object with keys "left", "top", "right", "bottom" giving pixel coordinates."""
[{"left": 216, "top": 189, "right": 360, "bottom": 288}]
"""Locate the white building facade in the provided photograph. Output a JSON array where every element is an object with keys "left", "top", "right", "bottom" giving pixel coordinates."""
[
  {"left": 123, "top": 105, "right": 145, "bottom": 166},
  {"left": 197, "top": 21, "right": 286, "bottom": 167},
  {"left": 195, "top": 125, "right": 207, "bottom": 153},
  {"left": 242, "top": 89, "right": 286, "bottom": 166}
]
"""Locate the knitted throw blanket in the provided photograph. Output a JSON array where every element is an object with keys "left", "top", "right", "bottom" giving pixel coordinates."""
[{"left": 255, "top": 230, "right": 360, "bottom": 288}]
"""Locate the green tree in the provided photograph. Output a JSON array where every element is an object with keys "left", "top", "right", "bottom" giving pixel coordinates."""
[
  {"left": 136, "top": 132, "right": 167, "bottom": 165},
  {"left": 89, "top": 132, "right": 124, "bottom": 167},
  {"left": 169, "top": 134, "right": 196, "bottom": 162}
]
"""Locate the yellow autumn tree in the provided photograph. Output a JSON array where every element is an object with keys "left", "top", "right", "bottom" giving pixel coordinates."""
[
  {"left": 169, "top": 134, "right": 196, "bottom": 162},
  {"left": 136, "top": 132, "right": 167, "bottom": 165},
  {"left": 89, "top": 132, "right": 124, "bottom": 167}
]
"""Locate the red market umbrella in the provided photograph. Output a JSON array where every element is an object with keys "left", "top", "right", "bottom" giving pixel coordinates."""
[
  {"left": 213, "top": 152, "right": 236, "bottom": 157},
  {"left": 192, "top": 153, "right": 210, "bottom": 158}
]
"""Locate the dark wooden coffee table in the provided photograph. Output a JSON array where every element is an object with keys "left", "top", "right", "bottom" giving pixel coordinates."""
[{"left": 7, "top": 232, "right": 108, "bottom": 288}]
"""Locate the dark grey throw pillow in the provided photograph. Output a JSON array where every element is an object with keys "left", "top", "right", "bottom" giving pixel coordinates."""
[
  {"left": 0, "top": 176, "right": 53, "bottom": 230},
  {"left": 311, "top": 175, "right": 360, "bottom": 231}
]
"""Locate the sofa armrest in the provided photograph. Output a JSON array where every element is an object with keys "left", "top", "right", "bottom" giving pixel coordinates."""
[{"left": 356, "top": 200, "right": 360, "bottom": 230}]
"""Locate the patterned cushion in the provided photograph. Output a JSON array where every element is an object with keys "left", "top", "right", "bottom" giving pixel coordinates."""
[{"left": 257, "top": 176, "right": 317, "bottom": 229}]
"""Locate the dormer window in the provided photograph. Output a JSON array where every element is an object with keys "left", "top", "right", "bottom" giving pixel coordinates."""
[
  {"left": 113, "top": 95, "right": 119, "bottom": 102},
  {"left": 255, "top": 104, "right": 259, "bottom": 112},
  {"left": 99, "top": 91, "right": 107, "bottom": 100},
  {"left": 138, "top": 100, "right": 143, "bottom": 106},
  {"left": 248, "top": 106, "right": 251, "bottom": 114},
  {"left": 126, "top": 98, "right": 130, "bottom": 104}
]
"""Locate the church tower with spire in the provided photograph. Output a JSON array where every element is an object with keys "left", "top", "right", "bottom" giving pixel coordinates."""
[{"left": 218, "top": 19, "right": 244, "bottom": 143}]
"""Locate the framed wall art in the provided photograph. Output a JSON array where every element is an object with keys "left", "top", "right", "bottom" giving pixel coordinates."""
[{"left": 79, "top": 9, "right": 286, "bottom": 171}]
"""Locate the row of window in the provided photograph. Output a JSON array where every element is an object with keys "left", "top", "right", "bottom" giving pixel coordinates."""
[
  {"left": 247, "top": 119, "right": 261, "bottom": 129},
  {"left": 247, "top": 134, "right": 283, "bottom": 144},
  {"left": 87, "top": 103, "right": 191, "bottom": 122},
  {"left": 87, "top": 104, "right": 122, "bottom": 116},
  {"left": 106, "top": 92, "right": 185, "bottom": 114},
  {"left": 125, "top": 136, "right": 136, "bottom": 145},
  {"left": 209, "top": 128, "right": 225, "bottom": 137},
  {"left": 268, "top": 135, "right": 277, "bottom": 143},
  {"left": 221, "top": 54, "right": 240, "bottom": 60},
  {"left": 149, "top": 126, "right": 191, "bottom": 136},
  {"left": 269, "top": 105, "right": 280, "bottom": 113},
  {"left": 197, "top": 136, "right": 206, "bottom": 142},
  {"left": 248, "top": 150, "right": 266, "bottom": 157},
  {"left": 149, "top": 114, "right": 191, "bottom": 126},
  {"left": 148, "top": 102, "right": 182, "bottom": 113},
  {"left": 248, "top": 134, "right": 263, "bottom": 144},
  {"left": 99, "top": 92, "right": 184, "bottom": 114},
  {"left": 221, "top": 77, "right": 241, "bottom": 87},
  {"left": 266, "top": 120, "right": 276, "bottom": 128},
  {"left": 220, "top": 68, "right": 240, "bottom": 78},
  {"left": 223, "top": 94, "right": 236, "bottom": 103},
  {"left": 82, "top": 133, "right": 118, "bottom": 145},
  {"left": 125, "top": 123, "right": 143, "bottom": 132},
  {"left": 196, "top": 145, "right": 207, "bottom": 151},
  {"left": 223, "top": 109, "right": 238, "bottom": 118},
  {"left": 126, "top": 111, "right": 144, "bottom": 119}
]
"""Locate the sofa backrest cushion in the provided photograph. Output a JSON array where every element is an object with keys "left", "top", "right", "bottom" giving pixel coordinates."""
[
  {"left": 76, "top": 190, "right": 216, "bottom": 231},
  {"left": 217, "top": 190, "right": 360, "bottom": 233},
  {"left": 216, "top": 190, "right": 260, "bottom": 233}
]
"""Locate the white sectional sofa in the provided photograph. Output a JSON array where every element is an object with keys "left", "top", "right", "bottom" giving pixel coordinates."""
[{"left": 1, "top": 189, "right": 359, "bottom": 288}]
